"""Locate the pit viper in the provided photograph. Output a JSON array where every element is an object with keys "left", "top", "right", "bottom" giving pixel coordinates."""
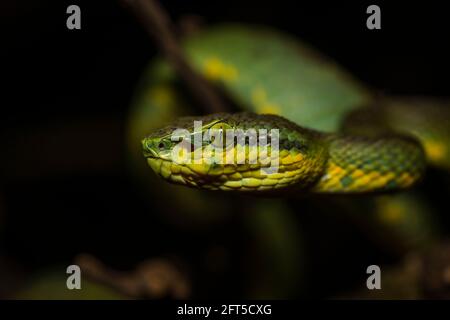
[
  {"left": 140, "top": 26, "right": 450, "bottom": 195},
  {"left": 128, "top": 24, "right": 448, "bottom": 297},
  {"left": 142, "top": 109, "right": 431, "bottom": 194}
]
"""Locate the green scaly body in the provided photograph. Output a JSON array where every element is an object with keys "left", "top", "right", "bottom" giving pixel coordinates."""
[
  {"left": 142, "top": 112, "right": 426, "bottom": 194},
  {"left": 138, "top": 25, "right": 448, "bottom": 194},
  {"left": 129, "top": 24, "right": 447, "bottom": 297}
]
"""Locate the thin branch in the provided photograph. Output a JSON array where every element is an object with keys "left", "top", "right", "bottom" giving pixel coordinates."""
[
  {"left": 76, "top": 254, "right": 191, "bottom": 299},
  {"left": 120, "top": 0, "right": 227, "bottom": 113}
]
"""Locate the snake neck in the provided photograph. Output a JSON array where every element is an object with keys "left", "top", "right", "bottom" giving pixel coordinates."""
[{"left": 312, "top": 134, "right": 426, "bottom": 194}]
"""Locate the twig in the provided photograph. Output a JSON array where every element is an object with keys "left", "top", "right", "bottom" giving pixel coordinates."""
[
  {"left": 76, "top": 254, "right": 191, "bottom": 299},
  {"left": 120, "top": 0, "right": 227, "bottom": 113}
]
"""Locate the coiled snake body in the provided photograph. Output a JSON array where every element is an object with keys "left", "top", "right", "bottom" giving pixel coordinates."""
[{"left": 138, "top": 25, "right": 450, "bottom": 195}]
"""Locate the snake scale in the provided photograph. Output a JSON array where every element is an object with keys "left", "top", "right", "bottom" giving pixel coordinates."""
[
  {"left": 137, "top": 25, "right": 450, "bottom": 195},
  {"left": 126, "top": 24, "right": 449, "bottom": 297},
  {"left": 142, "top": 110, "right": 427, "bottom": 194}
]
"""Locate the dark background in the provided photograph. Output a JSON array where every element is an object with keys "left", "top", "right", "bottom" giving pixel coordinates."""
[{"left": 1, "top": 0, "right": 449, "bottom": 298}]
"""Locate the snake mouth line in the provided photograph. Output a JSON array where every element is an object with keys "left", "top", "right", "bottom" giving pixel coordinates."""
[
  {"left": 146, "top": 157, "right": 220, "bottom": 189},
  {"left": 142, "top": 149, "right": 159, "bottom": 158},
  {"left": 145, "top": 155, "right": 314, "bottom": 193}
]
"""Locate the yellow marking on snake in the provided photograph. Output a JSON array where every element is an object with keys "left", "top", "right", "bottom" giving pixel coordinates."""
[
  {"left": 251, "top": 86, "right": 281, "bottom": 115},
  {"left": 143, "top": 113, "right": 426, "bottom": 194},
  {"left": 203, "top": 57, "right": 238, "bottom": 82}
]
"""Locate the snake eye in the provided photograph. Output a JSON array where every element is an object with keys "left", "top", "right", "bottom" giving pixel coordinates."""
[{"left": 158, "top": 141, "right": 167, "bottom": 150}]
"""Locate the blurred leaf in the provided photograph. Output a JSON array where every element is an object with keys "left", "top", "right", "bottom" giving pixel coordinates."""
[{"left": 14, "top": 269, "right": 126, "bottom": 300}]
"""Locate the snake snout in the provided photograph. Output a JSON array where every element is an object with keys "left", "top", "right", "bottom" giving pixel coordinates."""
[{"left": 141, "top": 139, "right": 159, "bottom": 158}]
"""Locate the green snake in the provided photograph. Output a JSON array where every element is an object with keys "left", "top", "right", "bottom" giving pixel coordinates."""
[
  {"left": 128, "top": 24, "right": 449, "bottom": 297},
  {"left": 142, "top": 111, "right": 428, "bottom": 194},
  {"left": 139, "top": 26, "right": 450, "bottom": 195}
]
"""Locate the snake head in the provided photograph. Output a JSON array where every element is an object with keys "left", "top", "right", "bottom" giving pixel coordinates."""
[
  {"left": 142, "top": 115, "right": 224, "bottom": 161},
  {"left": 141, "top": 115, "right": 236, "bottom": 188},
  {"left": 142, "top": 113, "right": 327, "bottom": 192}
]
